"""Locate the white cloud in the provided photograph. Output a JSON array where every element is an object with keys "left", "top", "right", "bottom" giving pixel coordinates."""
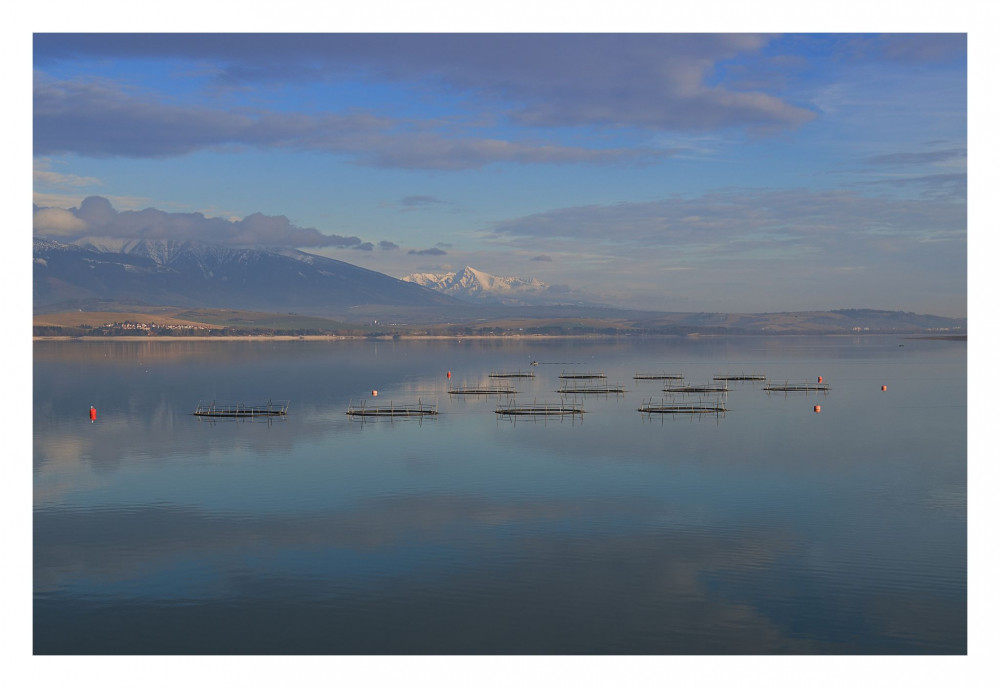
[
  {"left": 489, "top": 187, "right": 966, "bottom": 258},
  {"left": 32, "top": 196, "right": 372, "bottom": 250},
  {"left": 32, "top": 208, "right": 87, "bottom": 235},
  {"left": 33, "top": 75, "right": 665, "bottom": 170}
]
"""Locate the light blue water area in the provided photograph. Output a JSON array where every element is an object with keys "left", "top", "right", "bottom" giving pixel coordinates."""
[{"left": 33, "top": 336, "right": 966, "bottom": 654}]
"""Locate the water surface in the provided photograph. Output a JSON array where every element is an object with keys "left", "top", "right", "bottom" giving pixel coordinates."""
[{"left": 33, "top": 336, "right": 967, "bottom": 654}]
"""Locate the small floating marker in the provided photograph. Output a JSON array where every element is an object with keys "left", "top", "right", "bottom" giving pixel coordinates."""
[
  {"left": 89, "top": 406, "right": 96, "bottom": 422},
  {"left": 447, "top": 371, "right": 451, "bottom": 379},
  {"left": 881, "top": 385, "right": 887, "bottom": 391},
  {"left": 371, "top": 390, "right": 378, "bottom": 397},
  {"left": 817, "top": 376, "right": 823, "bottom": 383},
  {"left": 814, "top": 405, "right": 821, "bottom": 413}
]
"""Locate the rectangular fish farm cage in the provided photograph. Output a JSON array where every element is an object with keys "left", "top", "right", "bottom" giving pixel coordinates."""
[
  {"left": 763, "top": 382, "right": 831, "bottom": 393},
  {"left": 713, "top": 372, "right": 767, "bottom": 381},
  {"left": 448, "top": 383, "right": 517, "bottom": 395},
  {"left": 663, "top": 383, "right": 729, "bottom": 394},
  {"left": 488, "top": 370, "right": 536, "bottom": 378},
  {"left": 557, "top": 382, "right": 626, "bottom": 394},
  {"left": 193, "top": 400, "right": 290, "bottom": 417},
  {"left": 633, "top": 372, "right": 685, "bottom": 380},
  {"left": 346, "top": 399, "right": 439, "bottom": 416},
  {"left": 638, "top": 399, "right": 727, "bottom": 414},
  {"left": 495, "top": 400, "right": 585, "bottom": 416}
]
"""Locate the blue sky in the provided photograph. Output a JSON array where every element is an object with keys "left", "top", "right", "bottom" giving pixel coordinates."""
[{"left": 31, "top": 30, "right": 968, "bottom": 316}]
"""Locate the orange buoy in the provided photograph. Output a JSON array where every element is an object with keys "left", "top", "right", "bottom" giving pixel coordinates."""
[
  {"left": 89, "top": 406, "right": 97, "bottom": 422},
  {"left": 813, "top": 405, "right": 821, "bottom": 413},
  {"left": 881, "top": 385, "right": 887, "bottom": 391},
  {"left": 817, "top": 376, "right": 823, "bottom": 383},
  {"left": 371, "top": 390, "right": 378, "bottom": 397},
  {"left": 447, "top": 371, "right": 451, "bottom": 379}
]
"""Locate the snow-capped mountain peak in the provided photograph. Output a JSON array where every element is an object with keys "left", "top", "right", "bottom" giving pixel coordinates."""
[{"left": 402, "top": 266, "right": 549, "bottom": 304}]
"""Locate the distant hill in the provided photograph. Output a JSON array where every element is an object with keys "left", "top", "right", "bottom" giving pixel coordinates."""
[
  {"left": 620, "top": 308, "right": 966, "bottom": 334},
  {"left": 33, "top": 236, "right": 460, "bottom": 313}
]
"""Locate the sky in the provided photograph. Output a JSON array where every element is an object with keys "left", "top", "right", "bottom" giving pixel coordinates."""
[{"left": 31, "top": 28, "right": 969, "bottom": 317}]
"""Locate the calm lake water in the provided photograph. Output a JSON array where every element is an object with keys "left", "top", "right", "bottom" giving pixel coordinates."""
[{"left": 33, "top": 336, "right": 967, "bottom": 654}]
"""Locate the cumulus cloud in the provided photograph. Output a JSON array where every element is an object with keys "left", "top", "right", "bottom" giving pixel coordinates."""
[
  {"left": 33, "top": 195, "right": 369, "bottom": 249},
  {"left": 408, "top": 247, "right": 447, "bottom": 256},
  {"left": 32, "top": 207, "right": 88, "bottom": 235}
]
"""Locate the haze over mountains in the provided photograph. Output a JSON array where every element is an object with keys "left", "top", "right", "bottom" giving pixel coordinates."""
[{"left": 32, "top": 236, "right": 966, "bottom": 334}]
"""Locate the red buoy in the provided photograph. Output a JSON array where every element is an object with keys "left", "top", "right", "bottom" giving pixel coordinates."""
[
  {"left": 89, "top": 406, "right": 97, "bottom": 422},
  {"left": 881, "top": 385, "right": 887, "bottom": 391},
  {"left": 371, "top": 390, "right": 378, "bottom": 397},
  {"left": 817, "top": 376, "right": 823, "bottom": 383},
  {"left": 813, "top": 405, "right": 821, "bottom": 413},
  {"left": 447, "top": 371, "right": 451, "bottom": 379}
]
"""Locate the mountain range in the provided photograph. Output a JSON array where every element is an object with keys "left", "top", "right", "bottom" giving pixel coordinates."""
[
  {"left": 33, "top": 236, "right": 459, "bottom": 314},
  {"left": 33, "top": 236, "right": 967, "bottom": 334}
]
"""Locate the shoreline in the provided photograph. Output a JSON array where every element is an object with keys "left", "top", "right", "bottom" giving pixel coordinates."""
[
  {"left": 32, "top": 334, "right": 574, "bottom": 342},
  {"left": 32, "top": 332, "right": 967, "bottom": 342}
]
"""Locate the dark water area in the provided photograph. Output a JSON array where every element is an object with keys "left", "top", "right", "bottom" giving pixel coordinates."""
[{"left": 33, "top": 336, "right": 967, "bottom": 654}]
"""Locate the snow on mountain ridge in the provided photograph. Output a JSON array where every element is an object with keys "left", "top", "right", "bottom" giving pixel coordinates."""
[
  {"left": 403, "top": 271, "right": 457, "bottom": 290},
  {"left": 70, "top": 237, "right": 328, "bottom": 268},
  {"left": 34, "top": 236, "right": 461, "bottom": 311},
  {"left": 401, "top": 266, "right": 549, "bottom": 304},
  {"left": 74, "top": 237, "right": 224, "bottom": 263}
]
